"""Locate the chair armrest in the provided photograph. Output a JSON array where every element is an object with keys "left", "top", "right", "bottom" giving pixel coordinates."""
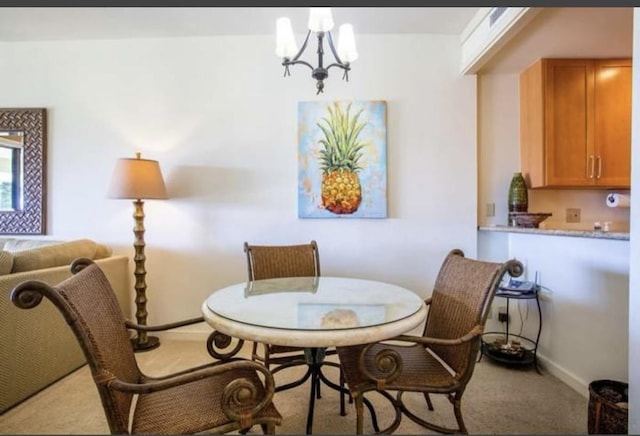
[
  {"left": 392, "top": 324, "right": 484, "bottom": 347},
  {"left": 104, "top": 359, "right": 273, "bottom": 393},
  {"left": 101, "top": 360, "right": 275, "bottom": 426},
  {"left": 125, "top": 316, "right": 204, "bottom": 332},
  {"left": 126, "top": 318, "right": 246, "bottom": 362},
  {"left": 356, "top": 324, "right": 484, "bottom": 388}
]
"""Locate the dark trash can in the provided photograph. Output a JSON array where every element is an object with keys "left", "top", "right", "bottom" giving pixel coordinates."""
[{"left": 588, "top": 379, "right": 628, "bottom": 434}]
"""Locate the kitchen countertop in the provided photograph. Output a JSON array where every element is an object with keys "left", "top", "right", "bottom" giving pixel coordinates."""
[{"left": 478, "top": 225, "right": 629, "bottom": 241}]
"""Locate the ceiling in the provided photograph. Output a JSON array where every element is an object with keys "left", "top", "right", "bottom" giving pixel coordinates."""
[
  {"left": 0, "top": 7, "right": 479, "bottom": 41},
  {"left": 0, "top": 7, "right": 633, "bottom": 75}
]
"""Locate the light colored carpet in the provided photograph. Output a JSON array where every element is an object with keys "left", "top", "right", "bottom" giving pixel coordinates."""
[{"left": 0, "top": 339, "right": 587, "bottom": 434}]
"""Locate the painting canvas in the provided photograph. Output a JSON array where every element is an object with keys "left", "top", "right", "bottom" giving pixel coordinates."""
[{"left": 298, "top": 100, "right": 387, "bottom": 218}]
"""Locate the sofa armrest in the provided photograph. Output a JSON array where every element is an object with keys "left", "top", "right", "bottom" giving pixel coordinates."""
[
  {"left": 0, "top": 255, "right": 130, "bottom": 412},
  {"left": 94, "top": 256, "right": 131, "bottom": 318}
]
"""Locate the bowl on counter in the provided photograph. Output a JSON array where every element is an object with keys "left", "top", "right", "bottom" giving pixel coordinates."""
[{"left": 509, "top": 212, "right": 552, "bottom": 228}]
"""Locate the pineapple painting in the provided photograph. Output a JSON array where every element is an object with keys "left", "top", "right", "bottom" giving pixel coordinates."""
[
  {"left": 298, "top": 101, "right": 387, "bottom": 218},
  {"left": 318, "top": 102, "right": 365, "bottom": 214}
]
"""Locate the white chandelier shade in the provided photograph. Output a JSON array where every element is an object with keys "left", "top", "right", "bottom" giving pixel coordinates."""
[
  {"left": 308, "top": 8, "right": 335, "bottom": 32},
  {"left": 275, "top": 17, "right": 298, "bottom": 58},
  {"left": 337, "top": 23, "right": 358, "bottom": 63}
]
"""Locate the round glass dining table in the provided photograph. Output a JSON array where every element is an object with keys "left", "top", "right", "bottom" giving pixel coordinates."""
[
  {"left": 202, "top": 276, "right": 427, "bottom": 348},
  {"left": 202, "top": 276, "right": 427, "bottom": 434}
]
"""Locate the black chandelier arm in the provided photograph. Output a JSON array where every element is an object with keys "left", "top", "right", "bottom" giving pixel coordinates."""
[
  {"left": 283, "top": 58, "right": 315, "bottom": 72},
  {"left": 325, "top": 62, "right": 350, "bottom": 71},
  {"left": 326, "top": 62, "right": 351, "bottom": 81},
  {"left": 291, "top": 29, "right": 313, "bottom": 62}
]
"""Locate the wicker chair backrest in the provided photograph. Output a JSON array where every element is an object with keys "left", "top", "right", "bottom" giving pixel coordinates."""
[
  {"left": 49, "top": 263, "right": 139, "bottom": 433},
  {"left": 423, "top": 250, "right": 505, "bottom": 376},
  {"left": 245, "top": 240, "right": 320, "bottom": 280}
]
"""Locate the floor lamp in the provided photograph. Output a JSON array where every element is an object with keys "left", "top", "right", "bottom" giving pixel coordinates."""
[{"left": 107, "top": 152, "right": 168, "bottom": 352}]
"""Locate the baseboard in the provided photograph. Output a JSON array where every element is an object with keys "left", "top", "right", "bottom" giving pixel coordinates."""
[{"left": 537, "top": 353, "right": 589, "bottom": 399}]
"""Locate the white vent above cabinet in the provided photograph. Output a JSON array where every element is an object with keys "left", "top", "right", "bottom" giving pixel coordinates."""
[
  {"left": 489, "top": 7, "right": 508, "bottom": 27},
  {"left": 460, "top": 7, "right": 540, "bottom": 74}
]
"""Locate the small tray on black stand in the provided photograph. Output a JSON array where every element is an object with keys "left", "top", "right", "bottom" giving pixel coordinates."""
[
  {"left": 479, "top": 282, "right": 542, "bottom": 374},
  {"left": 481, "top": 334, "right": 535, "bottom": 366}
]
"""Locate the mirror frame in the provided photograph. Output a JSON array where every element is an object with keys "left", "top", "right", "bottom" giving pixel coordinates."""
[{"left": 0, "top": 108, "right": 47, "bottom": 235}]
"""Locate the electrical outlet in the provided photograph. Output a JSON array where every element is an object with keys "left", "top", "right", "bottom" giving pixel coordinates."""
[
  {"left": 486, "top": 203, "right": 495, "bottom": 217},
  {"left": 498, "top": 306, "right": 509, "bottom": 323},
  {"left": 566, "top": 208, "right": 581, "bottom": 223}
]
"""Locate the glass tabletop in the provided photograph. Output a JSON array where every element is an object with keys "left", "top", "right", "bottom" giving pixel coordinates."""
[{"left": 205, "top": 276, "right": 424, "bottom": 331}]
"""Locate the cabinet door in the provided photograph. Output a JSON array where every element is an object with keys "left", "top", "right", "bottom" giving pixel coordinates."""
[
  {"left": 544, "top": 59, "right": 594, "bottom": 187},
  {"left": 593, "top": 59, "right": 632, "bottom": 187},
  {"left": 520, "top": 60, "right": 545, "bottom": 188}
]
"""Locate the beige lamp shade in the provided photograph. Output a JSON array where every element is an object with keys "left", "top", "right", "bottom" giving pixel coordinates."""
[{"left": 107, "top": 153, "right": 168, "bottom": 200}]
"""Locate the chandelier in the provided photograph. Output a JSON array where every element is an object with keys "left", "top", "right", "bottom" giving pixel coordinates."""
[{"left": 275, "top": 8, "right": 358, "bottom": 94}]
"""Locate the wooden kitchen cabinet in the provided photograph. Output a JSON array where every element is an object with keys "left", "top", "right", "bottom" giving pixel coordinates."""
[{"left": 520, "top": 58, "right": 632, "bottom": 188}]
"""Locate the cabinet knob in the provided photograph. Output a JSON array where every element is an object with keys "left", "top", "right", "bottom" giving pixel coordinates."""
[
  {"left": 596, "top": 155, "right": 602, "bottom": 179},
  {"left": 588, "top": 155, "right": 595, "bottom": 179}
]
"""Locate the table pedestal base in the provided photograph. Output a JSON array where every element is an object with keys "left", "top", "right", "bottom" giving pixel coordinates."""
[{"left": 275, "top": 347, "right": 381, "bottom": 434}]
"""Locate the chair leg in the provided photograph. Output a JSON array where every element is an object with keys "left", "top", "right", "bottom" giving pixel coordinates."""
[
  {"left": 261, "top": 423, "right": 276, "bottom": 434},
  {"left": 338, "top": 368, "right": 354, "bottom": 416},
  {"left": 400, "top": 391, "right": 467, "bottom": 435},
  {"left": 423, "top": 392, "right": 434, "bottom": 411},
  {"left": 355, "top": 395, "right": 365, "bottom": 435},
  {"left": 452, "top": 392, "right": 468, "bottom": 434},
  {"left": 264, "top": 345, "right": 271, "bottom": 368},
  {"left": 339, "top": 369, "right": 346, "bottom": 416}
]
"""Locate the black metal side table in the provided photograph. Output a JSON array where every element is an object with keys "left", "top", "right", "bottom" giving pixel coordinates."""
[{"left": 479, "top": 286, "right": 542, "bottom": 374}]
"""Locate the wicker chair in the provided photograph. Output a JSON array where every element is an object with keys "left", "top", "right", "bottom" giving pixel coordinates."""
[
  {"left": 10, "top": 258, "right": 282, "bottom": 435},
  {"left": 336, "top": 249, "right": 523, "bottom": 434},
  {"left": 244, "top": 240, "right": 323, "bottom": 372}
]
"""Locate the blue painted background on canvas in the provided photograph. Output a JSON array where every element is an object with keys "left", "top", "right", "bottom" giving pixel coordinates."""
[{"left": 298, "top": 100, "right": 387, "bottom": 218}]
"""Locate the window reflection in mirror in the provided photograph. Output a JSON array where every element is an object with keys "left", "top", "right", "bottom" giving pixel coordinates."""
[{"left": 0, "top": 130, "right": 23, "bottom": 211}]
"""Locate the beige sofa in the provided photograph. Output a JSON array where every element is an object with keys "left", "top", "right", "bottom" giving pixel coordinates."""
[{"left": 0, "top": 238, "right": 130, "bottom": 413}]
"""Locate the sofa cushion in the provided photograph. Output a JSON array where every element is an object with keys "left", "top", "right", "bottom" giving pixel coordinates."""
[
  {"left": 94, "top": 243, "right": 113, "bottom": 259},
  {"left": 0, "top": 238, "right": 17, "bottom": 249},
  {"left": 0, "top": 250, "right": 14, "bottom": 275},
  {"left": 3, "top": 239, "right": 63, "bottom": 252},
  {"left": 11, "top": 239, "right": 98, "bottom": 273}
]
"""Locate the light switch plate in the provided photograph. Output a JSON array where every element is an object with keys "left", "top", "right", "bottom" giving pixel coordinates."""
[
  {"left": 566, "top": 208, "right": 581, "bottom": 223},
  {"left": 486, "top": 203, "right": 495, "bottom": 217}
]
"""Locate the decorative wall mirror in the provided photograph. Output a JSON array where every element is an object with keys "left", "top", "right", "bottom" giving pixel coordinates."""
[{"left": 0, "top": 108, "right": 46, "bottom": 234}]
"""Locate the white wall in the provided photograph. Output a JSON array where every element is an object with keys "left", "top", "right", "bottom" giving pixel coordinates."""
[
  {"left": 508, "top": 234, "right": 629, "bottom": 396},
  {"left": 627, "top": 8, "right": 640, "bottom": 433},
  {"left": 477, "top": 73, "right": 520, "bottom": 230},
  {"left": 0, "top": 34, "right": 477, "bottom": 333}
]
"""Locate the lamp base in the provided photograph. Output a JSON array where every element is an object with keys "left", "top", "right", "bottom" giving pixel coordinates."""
[{"left": 131, "top": 335, "right": 160, "bottom": 352}]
